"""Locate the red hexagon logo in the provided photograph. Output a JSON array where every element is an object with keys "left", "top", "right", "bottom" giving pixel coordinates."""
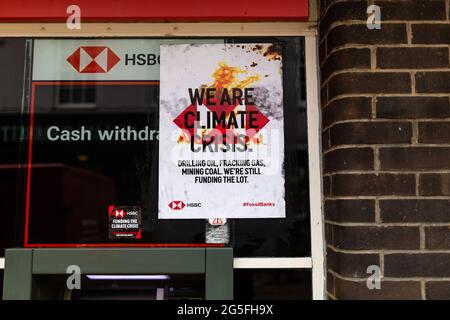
[
  {"left": 67, "top": 46, "right": 120, "bottom": 73},
  {"left": 168, "top": 201, "right": 186, "bottom": 211}
]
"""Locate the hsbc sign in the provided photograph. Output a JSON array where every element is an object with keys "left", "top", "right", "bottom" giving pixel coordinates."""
[
  {"left": 32, "top": 39, "right": 223, "bottom": 81},
  {"left": 66, "top": 47, "right": 160, "bottom": 73},
  {"left": 168, "top": 201, "right": 202, "bottom": 211}
]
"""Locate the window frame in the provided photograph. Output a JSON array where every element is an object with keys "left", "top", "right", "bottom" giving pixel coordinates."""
[{"left": 0, "top": 22, "right": 325, "bottom": 300}]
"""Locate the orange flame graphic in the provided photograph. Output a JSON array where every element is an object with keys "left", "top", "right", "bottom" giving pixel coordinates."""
[
  {"left": 177, "top": 61, "right": 264, "bottom": 145},
  {"left": 211, "top": 62, "right": 260, "bottom": 89}
]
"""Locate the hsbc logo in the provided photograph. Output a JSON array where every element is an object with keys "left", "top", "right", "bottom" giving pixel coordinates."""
[
  {"left": 113, "top": 209, "right": 125, "bottom": 218},
  {"left": 168, "top": 201, "right": 202, "bottom": 211},
  {"left": 67, "top": 46, "right": 120, "bottom": 73},
  {"left": 168, "top": 201, "right": 186, "bottom": 211}
]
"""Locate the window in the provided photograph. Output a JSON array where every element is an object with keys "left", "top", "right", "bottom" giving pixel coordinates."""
[{"left": 0, "top": 29, "right": 324, "bottom": 299}]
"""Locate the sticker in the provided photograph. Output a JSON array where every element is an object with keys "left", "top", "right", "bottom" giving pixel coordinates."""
[
  {"left": 205, "top": 219, "right": 230, "bottom": 244},
  {"left": 208, "top": 218, "right": 227, "bottom": 226},
  {"left": 108, "top": 205, "right": 142, "bottom": 240}
]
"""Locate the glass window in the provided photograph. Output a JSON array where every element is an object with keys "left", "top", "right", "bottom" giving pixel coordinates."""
[
  {"left": 234, "top": 269, "right": 312, "bottom": 300},
  {"left": 1, "top": 37, "right": 310, "bottom": 258},
  {"left": 0, "top": 39, "right": 27, "bottom": 256}
]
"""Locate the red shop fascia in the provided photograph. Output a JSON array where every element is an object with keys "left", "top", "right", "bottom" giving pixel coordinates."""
[{"left": 0, "top": 0, "right": 309, "bottom": 22}]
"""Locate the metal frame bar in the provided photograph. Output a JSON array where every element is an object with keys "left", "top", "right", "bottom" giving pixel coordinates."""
[{"left": 305, "top": 35, "right": 326, "bottom": 300}]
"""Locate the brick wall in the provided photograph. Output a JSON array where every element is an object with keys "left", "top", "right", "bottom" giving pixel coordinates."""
[{"left": 319, "top": 0, "right": 450, "bottom": 299}]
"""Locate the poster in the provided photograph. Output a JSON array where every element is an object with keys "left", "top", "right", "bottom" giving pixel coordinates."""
[{"left": 159, "top": 43, "right": 285, "bottom": 219}]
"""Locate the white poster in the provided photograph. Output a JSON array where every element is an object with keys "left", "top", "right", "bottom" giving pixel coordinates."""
[{"left": 159, "top": 43, "right": 285, "bottom": 219}]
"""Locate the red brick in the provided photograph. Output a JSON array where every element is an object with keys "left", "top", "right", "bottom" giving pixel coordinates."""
[
  {"left": 323, "top": 175, "right": 331, "bottom": 196},
  {"left": 416, "top": 72, "right": 450, "bottom": 93},
  {"left": 377, "top": 47, "right": 449, "bottom": 69},
  {"left": 322, "top": 128, "right": 330, "bottom": 151},
  {"left": 419, "top": 122, "right": 450, "bottom": 144},
  {"left": 335, "top": 277, "right": 422, "bottom": 300},
  {"left": 333, "top": 225, "right": 420, "bottom": 250},
  {"left": 321, "top": 83, "right": 328, "bottom": 106},
  {"left": 328, "top": 72, "right": 411, "bottom": 99},
  {"left": 330, "top": 122, "right": 412, "bottom": 146},
  {"left": 385, "top": 253, "right": 450, "bottom": 277},
  {"left": 380, "top": 147, "right": 450, "bottom": 170},
  {"left": 324, "top": 147, "right": 373, "bottom": 173},
  {"left": 380, "top": 199, "right": 450, "bottom": 223},
  {"left": 426, "top": 282, "right": 450, "bottom": 300},
  {"left": 425, "top": 227, "right": 450, "bottom": 250},
  {"left": 419, "top": 173, "right": 450, "bottom": 196},
  {"left": 325, "top": 222, "right": 333, "bottom": 244},
  {"left": 327, "top": 247, "right": 379, "bottom": 277},
  {"left": 376, "top": 97, "right": 450, "bottom": 119},
  {"left": 319, "top": 1, "right": 367, "bottom": 39},
  {"left": 325, "top": 199, "right": 375, "bottom": 223},
  {"left": 374, "top": 1, "right": 446, "bottom": 20},
  {"left": 321, "top": 48, "right": 371, "bottom": 82},
  {"left": 332, "top": 173, "right": 416, "bottom": 196},
  {"left": 323, "top": 97, "right": 372, "bottom": 127},
  {"left": 412, "top": 24, "right": 450, "bottom": 44},
  {"left": 327, "top": 271, "right": 335, "bottom": 296},
  {"left": 327, "top": 24, "right": 407, "bottom": 53},
  {"left": 319, "top": 40, "right": 327, "bottom": 63}
]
